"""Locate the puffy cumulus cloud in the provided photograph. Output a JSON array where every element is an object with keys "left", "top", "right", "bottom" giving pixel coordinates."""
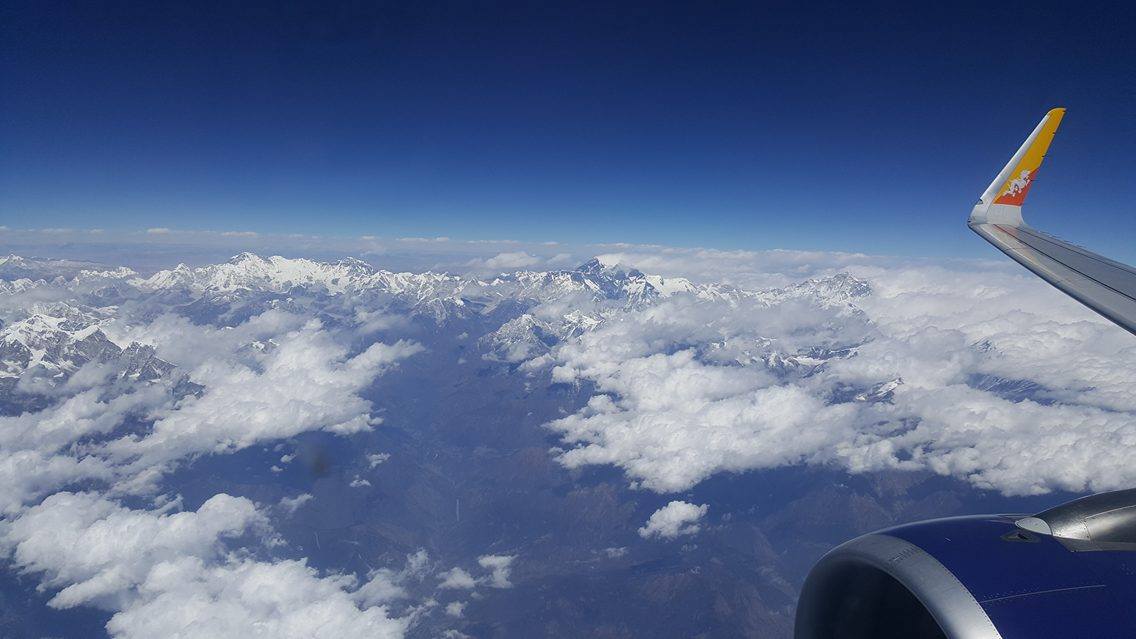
[
  {"left": 3, "top": 493, "right": 426, "bottom": 638},
  {"left": 638, "top": 501, "right": 708, "bottom": 540},
  {"left": 437, "top": 567, "right": 477, "bottom": 590},
  {"left": 552, "top": 357, "right": 858, "bottom": 492},
  {"left": 0, "top": 305, "right": 428, "bottom": 635},
  {"left": 0, "top": 450, "right": 112, "bottom": 515},
  {"left": 588, "top": 245, "right": 879, "bottom": 290},
  {"left": 104, "top": 557, "right": 409, "bottom": 639},
  {"left": 467, "top": 251, "right": 542, "bottom": 272},
  {"left": 846, "top": 266, "right": 1136, "bottom": 411},
  {"left": 484, "top": 251, "right": 540, "bottom": 269},
  {"left": 1, "top": 358, "right": 167, "bottom": 514},
  {"left": 543, "top": 263, "right": 1136, "bottom": 496},
  {"left": 0, "top": 307, "right": 421, "bottom": 508},
  {"left": 0, "top": 384, "right": 170, "bottom": 455},
  {"left": 437, "top": 555, "right": 517, "bottom": 590},
  {"left": 0, "top": 357, "right": 166, "bottom": 515},
  {"left": 2, "top": 492, "right": 266, "bottom": 610},
  {"left": 547, "top": 296, "right": 865, "bottom": 492},
  {"left": 104, "top": 309, "right": 307, "bottom": 372},
  {"left": 476, "top": 555, "right": 516, "bottom": 589},
  {"left": 102, "top": 321, "right": 423, "bottom": 483},
  {"left": 278, "top": 493, "right": 313, "bottom": 515},
  {"left": 838, "top": 383, "right": 1136, "bottom": 496}
]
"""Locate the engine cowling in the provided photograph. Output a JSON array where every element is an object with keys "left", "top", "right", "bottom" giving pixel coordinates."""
[{"left": 795, "top": 491, "right": 1136, "bottom": 639}]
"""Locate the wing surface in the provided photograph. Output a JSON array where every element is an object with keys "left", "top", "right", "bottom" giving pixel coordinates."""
[{"left": 968, "top": 108, "right": 1136, "bottom": 335}]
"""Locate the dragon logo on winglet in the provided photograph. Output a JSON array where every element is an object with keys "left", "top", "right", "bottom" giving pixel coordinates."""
[
  {"left": 995, "top": 169, "right": 1034, "bottom": 206},
  {"left": 1005, "top": 170, "right": 1032, "bottom": 197}
]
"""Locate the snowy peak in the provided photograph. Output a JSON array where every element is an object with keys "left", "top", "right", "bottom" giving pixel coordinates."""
[
  {"left": 144, "top": 254, "right": 382, "bottom": 294},
  {"left": 118, "top": 342, "right": 176, "bottom": 382},
  {"left": 1, "top": 253, "right": 872, "bottom": 330},
  {"left": 565, "top": 257, "right": 663, "bottom": 304},
  {"left": 0, "top": 310, "right": 178, "bottom": 385},
  {"left": 4, "top": 253, "right": 871, "bottom": 313},
  {"left": 480, "top": 314, "right": 560, "bottom": 363},
  {"left": 575, "top": 257, "right": 644, "bottom": 280},
  {"left": 0, "top": 255, "right": 126, "bottom": 282},
  {"left": 754, "top": 273, "right": 871, "bottom": 307},
  {"left": 0, "top": 313, "right": 118, "bottom": 378},
  {"left": 787, "top": 273, "right": 871, "bottom": 302}
]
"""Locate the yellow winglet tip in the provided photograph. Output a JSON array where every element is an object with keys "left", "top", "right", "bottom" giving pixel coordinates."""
[{"left": 990, "top": 109, "right": 1066, "bottom": 207}]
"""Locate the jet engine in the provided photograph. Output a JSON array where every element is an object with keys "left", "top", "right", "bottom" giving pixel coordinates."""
[{"left": 794, "top": 489, "right": 1136, "bottom": 638}]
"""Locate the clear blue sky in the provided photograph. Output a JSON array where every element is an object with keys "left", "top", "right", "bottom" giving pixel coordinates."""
[{"left": 2, "top": 1, "right": 1134, "bottom": 261}]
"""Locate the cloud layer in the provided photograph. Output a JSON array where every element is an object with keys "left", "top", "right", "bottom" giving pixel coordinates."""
[
  {"left": 545, "top": 263, "right": 1136, "bottom": 497},
  {"left": 4, "top": 244, "right": 1136, "bottom": 638}
]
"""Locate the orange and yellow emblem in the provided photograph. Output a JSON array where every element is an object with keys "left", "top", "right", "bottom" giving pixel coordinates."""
[{"left": 993, "top": 108, "right": 1065, "bottom": 206}]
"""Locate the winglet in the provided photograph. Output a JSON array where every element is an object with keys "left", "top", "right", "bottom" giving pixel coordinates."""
[{"left": 970, "top": 108, "right": 1065, "bottom": 226}]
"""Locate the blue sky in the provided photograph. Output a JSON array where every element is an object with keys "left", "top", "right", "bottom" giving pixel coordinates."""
[{"left": 2, "top": 1, "right": 1135, "bottom": 262}]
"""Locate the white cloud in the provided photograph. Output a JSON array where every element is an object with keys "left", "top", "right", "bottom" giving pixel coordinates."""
[
  {"left": 638, "top": 501, "right": 708, "bottom": 540},
  {"left": 547, "top": 296, "right": 862, "bottom": 492},
  {"left": 2, "top": 492, "right": 266, "bottom": 609},
  {"left": 477, "top": 252, "right": 540, "bottom": 270},
  {"left": 101, "top": 321, "right": 423, "bottom": 487},
  {"left": 105, "top": 309, "right": 307, "bottom": 372},
  {"left": 437, "top": 567, "right": 477, "bottom": 590},
  {"left": 0, "top": 384, "right": 170, "bottom": 456},
  {"left": 3, "top": 492, "right": 422, "bottom": 638},
  {"left": 476, "top": 555, "right": 515, "bottom": 589},
  {"left": 6, "top": 242, "right": 1136, "bottom": 635},
  {"left": 543, "top": 263, "right": 1136, "bottom": 497},
  {"left": 146, "top": 228, "right": 171, "bottom": 235},
  {"left": 0, "top": 373, "right": 174, "bottom": 515},
  {"left": 445, "top": 601, "right": 466, "bottom": 617},
  {"left": 436, "top": 554, "right": 516, "bottom": 591},
  {"left": 279, "top": 493, "right": 313, "bottom": 514},
  {"left": 104, "top": 557, "right": 409, "bottom": 639},
  {"left": 0, "top": 450, "right": 112, "bottom": 515}
]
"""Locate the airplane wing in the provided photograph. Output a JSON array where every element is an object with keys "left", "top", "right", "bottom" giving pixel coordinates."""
[
  {"left": 968, "top": 108, "right": 1136, "bottom": 336},
  {"left": 796, "top": 110, "right": 1136, "bottom": 639}
]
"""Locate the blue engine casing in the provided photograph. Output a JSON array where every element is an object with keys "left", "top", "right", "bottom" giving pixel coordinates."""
[{"left": 795, "top": 515, "right": 1136, "bottom": 638}]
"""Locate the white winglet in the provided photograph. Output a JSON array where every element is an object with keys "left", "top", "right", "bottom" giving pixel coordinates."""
[
  {"left": 968, "top": 109, "right": 1136, "bottom": 336},
  {"left": 969, "top": 108, "right": 1065, "bottom": 226}
]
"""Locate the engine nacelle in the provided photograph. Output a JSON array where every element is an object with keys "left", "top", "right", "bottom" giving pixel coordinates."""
[{"left": 796, "top": 491, "right": 1136, "bottom": 639}]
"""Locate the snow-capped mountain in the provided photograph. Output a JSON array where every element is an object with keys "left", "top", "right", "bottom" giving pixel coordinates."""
[
  {"left": 130, "top": 253, "right": 868, "bottom": 311},
  {"left": 5, "top": 249, "right": 1077, "bottom": 639},
  {"left": 0, "top": 313, "right": 176, "bottom": 385},
  {"left": 480, "top": 314, "right": 560, "bottom": 363},
  {"left": 757, "top": 272, "right": 871, "bottom": 306},
  {"left": 0, "top": 315, "right": 113, "bottom": 377},
  {"left": 139, "top": 253, "right": 383, "bottom": 293},
  {"left": 0, "top": 254, "right": 135, "bottom": 283},
  {"left": 0, "top": 253, "right": 874, "bottom": 391}
]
